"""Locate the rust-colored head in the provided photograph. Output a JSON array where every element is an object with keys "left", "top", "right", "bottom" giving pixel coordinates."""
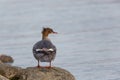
[{"left": 42, "top": 27, "right": 57, "bottom": 39}]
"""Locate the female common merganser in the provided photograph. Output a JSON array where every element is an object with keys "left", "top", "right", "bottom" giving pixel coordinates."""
[{"left": 33, "top": 27, "right": 57, "bottom": 68}]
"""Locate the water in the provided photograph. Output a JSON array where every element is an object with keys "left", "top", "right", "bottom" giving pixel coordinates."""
[{"left": 0, "top": 0, "right": 120, "bottom": 80}]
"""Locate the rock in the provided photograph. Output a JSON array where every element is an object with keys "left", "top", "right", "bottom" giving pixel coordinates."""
[
  {"left": 0, "top": 75, "right": 9, "bottom": 80},
  {"left": 0, "top": 60, "right": 3, "bottom": 64},
  {"left": 0, "top": 54, "right": 14, "bottom": 63},
  {"left": 11, "top": 67, "right": 75, "bottom": 80},
  {"left": 0, "top": 64, "right": 22, "bottom": 79},
  {"left": 0, "top": 55, "right": 75, "bottom": 80}
]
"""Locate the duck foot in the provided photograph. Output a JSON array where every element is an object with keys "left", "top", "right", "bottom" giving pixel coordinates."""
[
  {"left": 36, "top": 65, "right": 41, "bottom": 68},
  {"left": 36, "top": 66, "right": 51, "bottom": 68},
  {"left": 44, "top": 66, "right": 52, "bottom": 69}
]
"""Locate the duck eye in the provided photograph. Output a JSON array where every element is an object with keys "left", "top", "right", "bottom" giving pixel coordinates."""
[{"left": 47, "top": 30, "right": 51, "bottom": 33}]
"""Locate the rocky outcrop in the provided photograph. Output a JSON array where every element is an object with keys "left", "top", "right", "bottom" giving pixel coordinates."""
[
  {"left": 0, "top": 55, "right": 75, "bottom": 80},
  {"left": 0, "top": 61, "right": 3, "bottom": 64},
  {"left": 0, "top": 75, "right": 9, "bottom": 80},
  {"left": 0, "top": 64, "right": 75, "bottom": 80},
  {"left": 11, "top": 67, "right": 75, "bottom": 80},
  {"left": 0, "top": 64, "right": 22, "bottom": 79},
  {"left": 0, "top": 54, "right": 14, "bottom": 63}
]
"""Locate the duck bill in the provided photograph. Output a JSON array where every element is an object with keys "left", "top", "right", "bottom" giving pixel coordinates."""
[{"left": 53, "top": 31, "right": 58, "bottom": 34}]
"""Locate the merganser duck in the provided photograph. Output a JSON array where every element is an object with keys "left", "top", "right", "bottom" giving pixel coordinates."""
[{"left": 33, "top": 27, "right": 57, "bottom": 68}]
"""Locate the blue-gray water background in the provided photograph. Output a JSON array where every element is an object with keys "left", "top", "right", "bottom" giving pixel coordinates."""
[{"left": 0, "top": 0, "right": 120, "bottom": 80}]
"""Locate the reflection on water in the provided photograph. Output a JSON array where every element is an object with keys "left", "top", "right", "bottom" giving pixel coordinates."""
[{"left": 0, "top": 0, "right": 120, "bottom": 80}]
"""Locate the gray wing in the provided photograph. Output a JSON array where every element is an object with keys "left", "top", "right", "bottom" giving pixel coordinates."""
[{"left": 33, "top": 40, "right": 56, "bottom": 54}]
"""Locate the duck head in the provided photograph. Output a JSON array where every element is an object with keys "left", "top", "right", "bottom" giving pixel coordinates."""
[{"left": 42, "top": 27, "right": 57, "bottom": 40}]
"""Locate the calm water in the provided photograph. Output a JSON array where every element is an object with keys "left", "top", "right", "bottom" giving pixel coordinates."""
[{"left": 0, "top": 0, "right": 120, "bottom": 80}]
